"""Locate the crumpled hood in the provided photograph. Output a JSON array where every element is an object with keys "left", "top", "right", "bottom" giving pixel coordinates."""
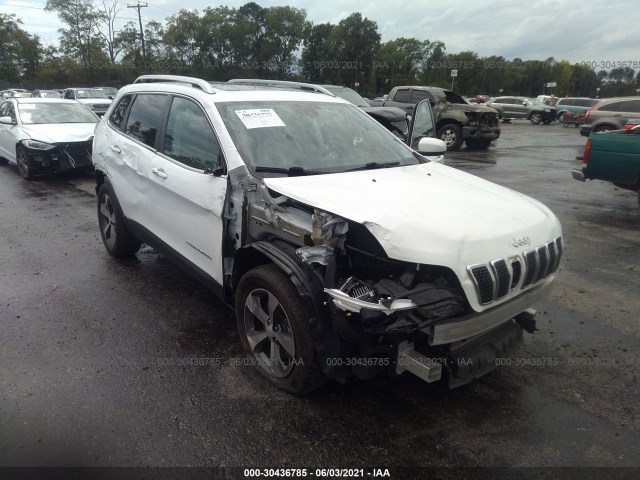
[
  {"left": 20, "top": 123, "right": 96, "bottom": 144},
  {"left": 454, "top": 103, "right": 499, "bottom": 114},
  {"left": 264, "top": 163, "right": 562, "bottom": 311}
]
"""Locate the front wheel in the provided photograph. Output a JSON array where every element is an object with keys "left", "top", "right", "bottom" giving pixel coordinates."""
[
  {"left": 530, "top": 112, "right": 543, "bottom": 125},
  {"left": 235, "top": 264, "right": 325, "bottom": 394},
  {"left": 97, "top": 183, "right": 141, "bottom": 257},
  {"left": 437, "top": 124, "right": 463, "bottom": 151},
  {"left": 16, "top": 146, "right": 34, "bottom": 180}
]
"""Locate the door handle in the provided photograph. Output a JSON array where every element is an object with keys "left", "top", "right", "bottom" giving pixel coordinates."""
[
  {"left": 109, "top": 145, "right": 121, "bottom": 154},
  {"left": 152, "top": 168, "right": 168, "bottom": 179}
]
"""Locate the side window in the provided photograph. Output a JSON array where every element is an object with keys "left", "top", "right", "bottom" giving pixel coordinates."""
[
  {"left": 124, "top": 94, "right": 170, "bottom": 148},
  {"left": 393, "top": 89, "right": 411, "bottom": 103},
  {"left": 109, "top": 94, "right": 132, "bottom": 130},
  {"left": 162, "top": 96, "right": 222, "bottom": 171},
  {"left": 1, "top": 102, "right": 16, "bottom": 122},
  {"left": 410, "top": 90, "right": 433, "bottom": 103},
  {"left": 598, "top": 102, "right": 620, "bottom": 112},
  {"left": 615, "top": 100, "right": 640, "bottom": 113},
  {"left": 64, "top": 90, "right": 74, "bottom": 100}
]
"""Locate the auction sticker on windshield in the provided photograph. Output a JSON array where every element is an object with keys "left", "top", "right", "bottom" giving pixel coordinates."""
[{"left": 235, "top": 109, "right": 285, "bottom": 129}]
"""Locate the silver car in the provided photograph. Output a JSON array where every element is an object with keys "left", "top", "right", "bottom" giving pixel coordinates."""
[{"left": 486, "top": 96, "right": 556, "bottom": 124}]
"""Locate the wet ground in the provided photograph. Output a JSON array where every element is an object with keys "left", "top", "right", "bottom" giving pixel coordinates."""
[{"left": 1, "top": 120, "right": 639, "bottom": 473}]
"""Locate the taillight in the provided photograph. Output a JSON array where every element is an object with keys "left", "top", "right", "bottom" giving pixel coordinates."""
[
  {"left": 624, "top": 123, "right": 637, "bottom": 130},
  {"left": 585, "top": 102, "right": 600, "bottom": 121},
  {"left": 583, "top": 139, "right": 592, "bottom": 165}
]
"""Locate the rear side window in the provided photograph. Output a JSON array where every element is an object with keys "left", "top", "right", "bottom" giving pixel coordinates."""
[
  {"left": 614, "top": 100, "right": 640, "bottom": 113},
  {"left": 598, "top": 102, "right": 621, "bottom": 112},
  {"left": 109, "top": 95, "right": 132, "bottom": 130},
  {"left": 124, "top": 94, "right": 170, "bottom": 148},
  {"left": 393, "top": 89, "right": 410, "bottom": 103},
  {"left": 410, "top": 90, "right": 433, "bottom": 103},
  {"left": 575, "top": 99, "right": 597, "bottom": 107}
]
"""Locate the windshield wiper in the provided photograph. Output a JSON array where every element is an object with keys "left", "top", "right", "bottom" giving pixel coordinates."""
[
  {"left": 254, "top": 166, "right": 322, "bottom": 177},
  {"left": 341, "top": 161, "right": 400, "bottom": 173}
]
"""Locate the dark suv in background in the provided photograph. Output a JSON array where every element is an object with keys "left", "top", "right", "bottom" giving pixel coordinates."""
[{"left": 580, "top": 97, "right": 640, "bottom": 136}]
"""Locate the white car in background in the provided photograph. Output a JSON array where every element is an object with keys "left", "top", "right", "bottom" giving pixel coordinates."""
[
  {"left": 0, "top": 97, "right": 99, "bottom": 179},
  {"left": 62, "top": 88, "right": 112, "bottom": 117}
]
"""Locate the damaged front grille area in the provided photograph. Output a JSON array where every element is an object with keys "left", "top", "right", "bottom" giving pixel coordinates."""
[
  {"left": 480, "top": 112, "right": 499, "bottom": 128},
  {"left": 468, "top": 236, "right": 563, "bottom": 306},
  {"left": 324, "top": 269, "right": 467, "bottom": 335}
]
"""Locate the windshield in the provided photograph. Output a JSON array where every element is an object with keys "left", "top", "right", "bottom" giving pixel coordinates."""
[
  {"left": 12, "top": 92, "right": 33, "bottom": 98},
  {"left": 324, "top": 87, "right": 369, "bottom": 107},
  {"left": 76, "top": 89, "right": 107, "bottom": 99},
  {"left": 18, "top": 103, "right": 98, "bottom": 124},
  {"left": 216, "top": 101, "right": 418, "bottom": 176}
]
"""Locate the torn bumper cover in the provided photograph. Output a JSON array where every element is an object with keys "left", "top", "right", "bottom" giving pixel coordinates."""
[{"left": 24, "top": 140, "right": 93, "bottom": 174}]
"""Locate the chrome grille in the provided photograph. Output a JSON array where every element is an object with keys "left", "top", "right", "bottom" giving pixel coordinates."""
[
  {"left": 469, "top": 265, "right": 494, "bottom": 305},
  {"left": 467, "top": 236, "right": 562, "bottom": 306},
  {"left": 491, "top": 259, "right": 510, "bottom": 299}
]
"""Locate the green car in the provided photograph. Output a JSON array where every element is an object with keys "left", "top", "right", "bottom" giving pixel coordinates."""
[{"left": 572, "top": 126, "right": 640, "bottom": 207}]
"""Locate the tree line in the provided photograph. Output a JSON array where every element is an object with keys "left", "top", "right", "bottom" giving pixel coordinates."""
[{"left": 1, "top": 1, "right": 639, "bottom": 98}]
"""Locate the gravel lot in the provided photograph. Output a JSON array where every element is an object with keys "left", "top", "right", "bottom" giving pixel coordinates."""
[{"left": 1, "top": 120, "right": 639, "bottom": 474}]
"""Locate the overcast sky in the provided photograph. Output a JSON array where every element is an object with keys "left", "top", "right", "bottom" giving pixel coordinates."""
[{"left": 1, "top": 0, "right": 638, "bottom": 66}]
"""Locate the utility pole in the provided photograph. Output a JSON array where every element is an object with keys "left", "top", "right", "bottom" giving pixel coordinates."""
[{"left": 127, "top": 1, "right": 148, "bottom": 72}]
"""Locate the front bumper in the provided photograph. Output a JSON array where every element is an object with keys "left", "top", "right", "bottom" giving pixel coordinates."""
[
  {"left": 579, "top": 125, "right": 592, "bottom": 137},
  {"left": 26, "top": 142, "right": 93, "bottom": 174},
  {"left": 462, "top": 126, "right": 501, "bottom": 141},
  {"left": 423, "top": 279, "right": 553, "bottom": 345}
]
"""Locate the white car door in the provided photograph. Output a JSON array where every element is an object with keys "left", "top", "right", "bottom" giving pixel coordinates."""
[
  {"left": 99, "top": 93, "right": 172, "bottom": 228},
  {"left": 145, "top": 95, "right": 227, "bottom": 283},
  {"left": 0, "top": 101, "right": 18, "bottom": 162}
]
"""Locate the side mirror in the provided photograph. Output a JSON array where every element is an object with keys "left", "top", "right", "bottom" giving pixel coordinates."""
[
  {"left": 0, "top": 116, "right": 15, "bottom": 125},
  {"left": 417, "top": 137, "right": 447, "bottom": 155},
  {"left": 522, "top": 101, "right": 528, "bottom": 106}
]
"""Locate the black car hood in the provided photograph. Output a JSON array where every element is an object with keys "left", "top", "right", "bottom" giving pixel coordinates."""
[{"left": 361, "top": 106, "right": 408, "bottom": 122}]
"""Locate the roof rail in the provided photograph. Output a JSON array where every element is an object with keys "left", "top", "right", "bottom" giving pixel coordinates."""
[
  {"left": 133, "top": 75, "right": 216, "bottom": 94},
  {"left": 227, "top": 79, "right": 335, "bottom": 97}
]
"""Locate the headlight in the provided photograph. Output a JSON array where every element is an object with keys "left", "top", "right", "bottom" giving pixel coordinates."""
[{"left": 22, "top": 139, "right": 56, "bottom": 150}]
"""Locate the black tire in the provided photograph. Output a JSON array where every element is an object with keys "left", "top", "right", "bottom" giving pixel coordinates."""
[
  {"left": 529, "top": 112, "right": 543, "bottom": 125},
  {"left": 235, "top": 264, "right": 325, "bottom": 395},
  {"left": 0, "top": 156, "right": 8, "bottom": 165},
  {"left": 465, "top": 138, "right": 492, "bottom": 149},
  {"left": 593, "top": 125, "right": 614, "bottom": 133},
  {"left": 97, "top": 182, "right": 141, "bottom": 257},
  {"left": 637, "top": 190, "right": 640, "bottom": 209},
  {"left": 437, "top": 123, "right": 463, "bottom": 151},
  {"left": 501, "top": 118, "right": 512, "bottom": 123},
  {"left": 16, "top": 146, "right": 34, "bottom": 180}
]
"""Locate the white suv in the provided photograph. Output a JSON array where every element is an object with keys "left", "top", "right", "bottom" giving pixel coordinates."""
[{"left": 93, "top": 75, "right": 563, "bottom": 394}]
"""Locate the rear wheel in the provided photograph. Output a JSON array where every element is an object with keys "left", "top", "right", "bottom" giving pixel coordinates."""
[
  {"left": 437, "top": 124, "right": 463, "bottom": 151},
  {"left": 16, "top": 146, "right": 33, "bottom": 180},
  {"left": 97, "top": 183, "right": 141, "bottom": 257},
  {"left": 235, "top": 264, "right": 325, "bottom": 394},
  {"left": 594, "top": 125, "right": 614, "bottom": 133}
]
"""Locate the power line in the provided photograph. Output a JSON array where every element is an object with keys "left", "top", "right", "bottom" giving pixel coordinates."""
[{"left": 127, "top": 1, "right": 148, "bottom": 71}]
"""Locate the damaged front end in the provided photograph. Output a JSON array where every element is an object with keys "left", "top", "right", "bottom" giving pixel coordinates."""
[
  {"left": 226, "top": 169, "right": 535, "bottom": 389},
  {"left": 21, "top": 139, "right": 94, "bottom": 175}
]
